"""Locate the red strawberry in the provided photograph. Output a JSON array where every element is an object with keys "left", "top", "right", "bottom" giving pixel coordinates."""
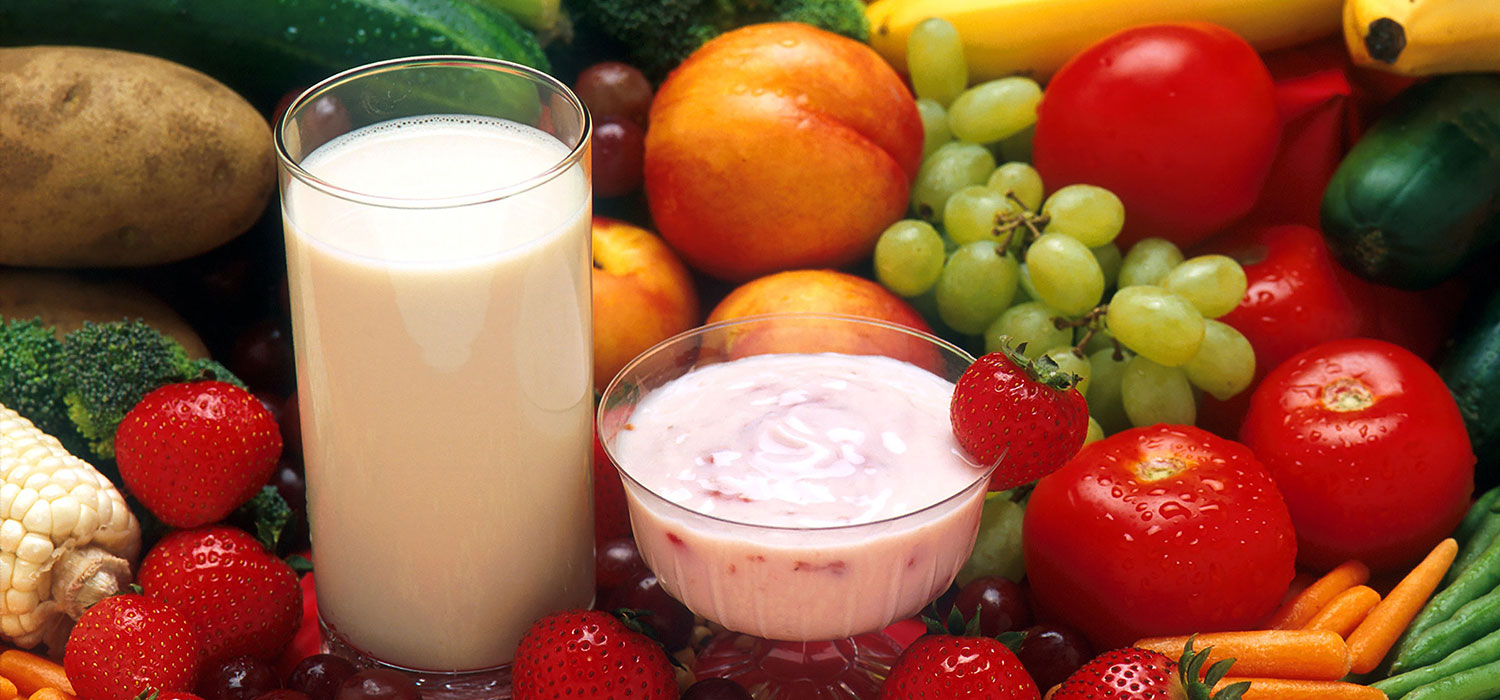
[
  {"left": 1048, "top": 641, "right": 1248, "bottom": 700},
  {"left": 594, "top": 426, "right": 632, "bottom": 542},
  {"left": 878, "top": 619, "right": 1039, "bottom": 699},
  {"left": 116, "top": 380, "right": 282, "bottom": 528},
  {"left": 950, "top": 345, "right": 1089, "bottom": 491},
  {"left": 64, "top": 593, "right": 202, "bottom": 700},
  {"left": 511, "top": 609, "right": 677, "bottom": 700},
  {"left": 139, "top": 525, "right": 303, "bottom": 664}
]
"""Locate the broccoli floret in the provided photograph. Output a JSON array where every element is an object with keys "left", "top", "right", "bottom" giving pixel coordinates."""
[
  {"left": 566, "top": 0, "right": 869, "bottom": 79},
  {"left": 61, "top": 319, "right": 198, "bottom": 460},
  {"left": 0, "top": 318, "right": 74, "bottom": 439}
]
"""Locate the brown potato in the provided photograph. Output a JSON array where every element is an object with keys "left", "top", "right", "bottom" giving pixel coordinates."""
[
  {"left": 0, "top": 268, "right": 210, "bottom": 358},
  {"left": 0, "top": 46, "right": 275, "bottom": 267}
]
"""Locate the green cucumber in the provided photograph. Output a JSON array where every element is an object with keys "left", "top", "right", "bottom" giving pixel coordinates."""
[
  {"left": 1321, "top": 74, "right": 1500, "bottom": 290},
  {"left": 0, "top": 0, "right": 548, "bottom": 111},
  {"left": 1439, "top": 280, "right": 1500, "bottom": 468}
]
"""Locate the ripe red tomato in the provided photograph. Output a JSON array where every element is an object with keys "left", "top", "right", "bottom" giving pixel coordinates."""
[
  {"left": 1033, "top": 23, "right": 1281, "bottom": 250},
  {"left": 1023, "top": 425, "right": 1297, "bottom": 650},
  {"left": 1240, "top": 338, "right": 1474, "bottom": 573}
]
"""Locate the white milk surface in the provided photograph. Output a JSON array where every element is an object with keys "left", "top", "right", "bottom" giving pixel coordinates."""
[{"left": 283, "top": 115, "right": 593, "bottom": 671}]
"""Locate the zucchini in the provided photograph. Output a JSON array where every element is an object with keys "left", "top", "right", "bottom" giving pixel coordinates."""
[
  {"left": 1321, "top": 74, "right": 1500, "bottom": 290},
  {"left": 0, "top": 0, "right": 549, "bottom": 111},
  {"left": 1439, "top": 280, "right": 1500, "bottom": 472}
]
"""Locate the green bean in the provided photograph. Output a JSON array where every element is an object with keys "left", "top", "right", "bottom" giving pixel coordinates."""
[
  {"left": 1456, "top": 488, "right": 1500, "bottom": 546},
  {"left": 1403, "top": 656, "right": 1500, "bottom": 700},
  {"left": 1396, "top": 533, "right": 1500, "bottom": 668},
  {"left": 1451, "top": 494, "right": 1500, "bottom": 587},
  {"left": 1396, "top": 584, "right": 1500, "bottom": 674},
  {"left": 1375, "top": 627, "right": 1500, "bottom": 699}
]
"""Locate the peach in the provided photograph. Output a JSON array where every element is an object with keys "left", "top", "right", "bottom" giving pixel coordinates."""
[
  {"left": 592, "top": 216, "right": 700, "bottom": 391},
  {"left": 645, "top": 23, "right": 923, "bottom": 282},
  {"left": 706, "top": 269, "right": 939, "bottom": 366}
]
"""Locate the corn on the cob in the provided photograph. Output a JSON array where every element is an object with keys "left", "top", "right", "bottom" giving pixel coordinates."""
[{"left": 0, "top": 403, "right": 140, "bottom": 648}]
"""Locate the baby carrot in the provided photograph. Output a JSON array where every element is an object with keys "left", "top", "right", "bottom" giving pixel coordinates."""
[
  {"left": 1304, "top": 585, "right": 1381, "bottom": 638},
  {"left": 1132, "top": 629, "right": 1351, "bottom": 680},
  {"left": 1347, "top": 537, "right": 1459, "bottom": 674},
  {"left": 0, "top": 677, "right": 16, "bottom": 700},
  {"left": 24, "top": 688, "right": 74, "bottom": 700},
  {"left": 1212, "top": 677, "right": 1387, "bottom": 700},
  {"left": 1266, "top": 560, "right": 1371, "bottom": 630},
  {"left": 0, "top": 651, "right": 73, "bottom": 697}
]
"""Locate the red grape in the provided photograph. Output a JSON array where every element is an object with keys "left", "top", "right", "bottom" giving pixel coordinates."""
[
  {"left": 1015, "top": 622, "right": 1093, "bottom": 693},
  {"left": 197, "top": 656, "right": 280, "bottom": 700},
  {"left": 254, "top": 692, "right": 312, "bottom": 700},
  {"left": 281, "top": 392, "right": 303, "bottom": 461},
  {"left": 335, "top": 670, "right": 421, "bottom": 700},
  {"left": 681, "top": 678, "right": 753, "bottom": 700},
  {"left": 592, "top": 117, "right": 646, "bottom": 198},
  {"left": 286, "top": 654, "right": 357, "bottom": 700},
  {"left": 954, "top": 576, "right": 1032, "bottom": 637},
  {"left": 602, "top": 570, "right": 694, "bottom": 651},
  {"left": 574, "top": 62, "right": 652, "bottom": 127},
  {"left": 230, "top": 319, "right": 296, "bottom": 395},
  {"left": 595, "top": 536, "right": 648, "bottom": 597}
]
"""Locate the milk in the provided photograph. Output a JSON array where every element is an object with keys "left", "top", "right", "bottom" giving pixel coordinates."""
[
  {"left": 610, "top": 352, "right": 990, "bottom": 641},
  {"left": 282, "top": 116, "right": 593, "bottom": 671}
]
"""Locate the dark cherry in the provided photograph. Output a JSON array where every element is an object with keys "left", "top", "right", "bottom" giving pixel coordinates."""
[
  {"left": 595, "top": 536, "right": 648, "bottom": 597},
  {"left": 196, "top": 656, "right": 281, "bottom": 700},
  {"left": 681, "top": 677, "right": 753, "bottom": 700},
  {"left": 230, "top": 319, "right": 296, "bottom": 395},
  {"left": 592, "top": 117, "right": 646, "bottom": 198},
  {"left": 334, "top": 669, "right": 422, "bottom": 700},
  {"left": 602, "top": 570, "right": 694, "bottom": 651},
  {"left": 273, "top": 461, "right": 308, "bottom": 513},
  {"left": 254, "top": 692, "right": 312, "bottom": 700},
  {"left": 281, "top": 392, "right": 303, "bottom": 462},
  {"left": 286, "top": 654, "right": 358, "bottom": 700},
  {"left": 1016, "top": 622, "right": 1094, "bottom": 693},
  {"left": 573, "top": 61, "right": 653, "bottom": 127},
  {"left": 954, "top": 576, "right": 1032, "bottom": 637}
]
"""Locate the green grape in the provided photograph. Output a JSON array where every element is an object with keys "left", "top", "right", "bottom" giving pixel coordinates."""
[
  {"left": 874, "top": 220, "right": 946, "bottom": 297},
  {"left": 1105, "top": 285, "right": 1205, "bottom": 367},
  {"left": 944, "top": 185, "right": 1021, "bottom": 245},
  {"left": 1086, "top": 347, "right": 1132, "bottom": 434},
  {"left": 1092, "top": 243, "right": 1123, "bottom": 291},
  {"left": 1027, "top": 233, "right": 1104, "bottom": 317},
  {"left": 985, "top": 301, "right": 1070, "bottom": 359},
  {"left": 1084, "top": 416, "right": 1104, "bottom": 444},
  {"left": 916, "top": 98, "right": 952, "bottom": 161},
  {"left": 955, "top": 491, "right": 1026, "bottom": 585},
  {"left": 948, "top": 77, "right": 1043, "bottom": 145},
  {"left": 996, "top": 124, "right": 1034, "bottom": 164},
  {"left": 1014, "top": 263, "right": 1036, "bottom": 302},
  {"left": 1184, "top": 320, "right": 1256, "bottom": 400},
  {"left": 1118, "top": 237, "right": 1184, "bottom": 288},
  {"left": 1121, "top": 355, "right": 1196, "bottom": 427},
  {"left": 1042, "top": 345, "right": 1091, "bottom": 397},
  {"left": 1163, "top": 254, "right": 1249, "bottom": 319},
  {"left": 907, "top": 17, "right": 967, "bottom": 106},
  {"left": 986, "top": 162, "right": 1044, "bottom": 212},
  {"left": 1041, "top": 184, "right": 1125, "bottom": 247},
  {"left": 912, "top": 142, "right": 995, "bottom": 221},
  {"left": 935, "top": 241, "right": 1019, "bottom": 335}
]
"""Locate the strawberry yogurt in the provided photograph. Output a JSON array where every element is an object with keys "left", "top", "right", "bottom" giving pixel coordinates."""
[{"left": 607, "top": 351, "right": 993, "bottom": 641}]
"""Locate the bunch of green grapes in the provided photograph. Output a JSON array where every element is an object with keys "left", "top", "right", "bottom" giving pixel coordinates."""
[{"left": 874, "top": 17, "right": 1258, "bottom": 440}]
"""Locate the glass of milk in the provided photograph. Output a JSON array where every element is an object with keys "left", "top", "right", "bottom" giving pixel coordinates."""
[{"left": 274, "top": 57, "right": 593, "bottom": 699}]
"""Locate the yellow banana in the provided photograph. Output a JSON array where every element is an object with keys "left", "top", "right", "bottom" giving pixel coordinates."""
[
  {"left": 1344, "top": 0, "right": 1500, "bottom": 76},
  {"left": 866, "top": 0, "right": 1343, "bottom": 84}
]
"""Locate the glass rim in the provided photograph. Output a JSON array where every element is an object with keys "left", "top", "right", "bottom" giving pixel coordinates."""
[
  {"left": 597, "top": 312, "right": 1000, "bottom": 534},
  {"left": 273, "top": 55, "right": 590, "bottom": 209}
]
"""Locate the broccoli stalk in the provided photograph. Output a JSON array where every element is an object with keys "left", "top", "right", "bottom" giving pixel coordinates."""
[
  {"left": 564, "top": 0, "right": 869, "bottom": 79},
  {"left": 61, "top": 320, "right": 246, "bottom": 460}
]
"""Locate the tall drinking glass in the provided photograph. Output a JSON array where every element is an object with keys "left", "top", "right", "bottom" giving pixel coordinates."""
[{"left": 274, "top": 57, "right": 593, "bottom": 698}]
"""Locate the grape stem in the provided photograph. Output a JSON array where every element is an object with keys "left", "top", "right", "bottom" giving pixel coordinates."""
[
  {"left": 1054, "top": 304, "right": 1126, "bottom": 361},
  {"left": 991, "top": 193, "right": 1050, "bottom": 257}
]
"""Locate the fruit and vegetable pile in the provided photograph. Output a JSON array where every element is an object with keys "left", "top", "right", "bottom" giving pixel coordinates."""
[{"left": 2, "top": 0, "right": 1499, "bottom": 698}]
